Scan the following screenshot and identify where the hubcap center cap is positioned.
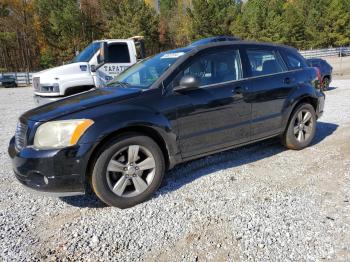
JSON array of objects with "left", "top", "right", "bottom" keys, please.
[{"left": 126, "top": 165, "right": 136, "bottom": 175}]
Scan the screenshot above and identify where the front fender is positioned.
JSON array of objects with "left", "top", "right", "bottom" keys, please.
[{"left": 66, "top": 103, "right": 180, "bottom": 166}]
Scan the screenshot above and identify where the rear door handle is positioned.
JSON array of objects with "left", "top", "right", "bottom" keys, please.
[{"left": 233, "top": 86, "right": 246, "bottom": 95}]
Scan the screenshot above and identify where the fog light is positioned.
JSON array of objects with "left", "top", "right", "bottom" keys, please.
[{"left": 28, "top": 172, "right": 48, "bottom": 187}]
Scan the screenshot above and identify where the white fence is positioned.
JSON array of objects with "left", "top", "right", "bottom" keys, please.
[
  {"left": 300, "top": 47, "right": 350, "bottom": 58},
  {"left": 0, "top": 72, "right": 33, "bottom": 87}
]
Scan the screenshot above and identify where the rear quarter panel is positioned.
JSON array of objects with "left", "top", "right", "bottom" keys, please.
[{"left": 280, "top": 67, "right": 321, "bottom": 130}]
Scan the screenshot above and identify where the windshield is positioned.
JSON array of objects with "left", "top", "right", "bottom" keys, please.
[
  {"left": 107, "top": 50, "right": 188, "bottom": 89},
  {"left": 71, "top": 42, "right": 100, "bottom": 63}
]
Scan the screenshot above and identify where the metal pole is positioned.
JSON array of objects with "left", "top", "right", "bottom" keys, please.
[{"left": 340, "top": 47, "right": 343, "bottom": 76}]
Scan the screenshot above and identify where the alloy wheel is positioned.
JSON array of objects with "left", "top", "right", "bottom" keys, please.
[
  {"left": 106, "top": 145, "right": 156, "bottom": 198},
  {"left": 293, "top": 109, "right": 314, "bottom": 143}
]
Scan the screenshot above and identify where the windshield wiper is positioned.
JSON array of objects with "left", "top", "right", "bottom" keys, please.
[{"left": 107, "top": 81, "right": 131, "bottom": 88}]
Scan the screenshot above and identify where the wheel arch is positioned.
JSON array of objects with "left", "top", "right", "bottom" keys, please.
[
  {"left": 85, "top": 125, "right": 176, "bottom": 184},
  {"left": 282, "top": 95, "right": 319, "bottom": 132}
]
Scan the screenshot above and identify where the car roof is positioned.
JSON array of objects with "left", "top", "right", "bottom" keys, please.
[
  {"left": 1, "top": 75, "right": 14, "bottom": 78},
  {"left": 189, "top": 36, "right": 240, "bottom": 47},
  {"left": 155, "top": 41, "right": 299, "bottom": 67},
  {"left": 187, "top": 40, "right": 298, "bottom": 53},
  {"left": 162, "top": 41, "right": 298, "bottom": 56}
]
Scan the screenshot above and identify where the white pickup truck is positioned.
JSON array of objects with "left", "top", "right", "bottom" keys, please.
[{"left": 32, "top": 37, "right": 145, "bottom": 104}]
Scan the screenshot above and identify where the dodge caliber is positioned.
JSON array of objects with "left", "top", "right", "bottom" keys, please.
[{"left": 9, "top": 41, "right": 325, "bottom": 208}]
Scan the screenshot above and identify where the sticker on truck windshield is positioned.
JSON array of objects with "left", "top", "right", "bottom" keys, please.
[{"left": 161, "top": 52, "right": 185, "bottom": 59}]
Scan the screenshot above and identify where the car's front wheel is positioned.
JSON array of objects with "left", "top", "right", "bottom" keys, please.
[
  {"left": 91, "top": 134, "right": 165, "bottom": 208},
  {"left": 282, "top": 103, "right": 317, "bottom": 150}
]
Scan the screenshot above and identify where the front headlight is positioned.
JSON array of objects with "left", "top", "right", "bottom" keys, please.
[{"left": 34, "top": 119, "right": 94, "bottom": 149}]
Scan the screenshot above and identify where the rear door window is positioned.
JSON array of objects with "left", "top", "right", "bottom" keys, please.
[
  {"left": 108, "top": 43, "right": 131, "bottom": 63},
  {"left": 285, "top": 54, "right": 306, "bottom": 70},
  {"left": 246, "top": 49, "right": 285, "bottom": 77}
]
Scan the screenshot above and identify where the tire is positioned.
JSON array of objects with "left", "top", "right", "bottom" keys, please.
[
  {"left": 282, "top": 103, "right": 317, "bottom": 150},
  {"left": 322, "top": 77, "right": 330, "bottom": 91},
  {"left": 91, "top": 134, "right": 165, "bottom": 208}
]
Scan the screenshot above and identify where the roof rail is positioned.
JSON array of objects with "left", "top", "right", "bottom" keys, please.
[{"left": 189, "top": 36, "right": 240, "bottom": 47}]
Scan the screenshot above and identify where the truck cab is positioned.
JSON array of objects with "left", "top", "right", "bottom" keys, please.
[{"left": 33, "top": 37, "right": 145, "bottom": 104}]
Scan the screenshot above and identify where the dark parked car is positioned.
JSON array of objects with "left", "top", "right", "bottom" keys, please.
[
  {"left": 307, "top": 58, "right": 333, "bottom": 90},
  {"left": 0, "top": 75, "right": 17, "bottom": 88},
  {"left": 9, "top": 41, "right": 325, "bottom": 208}
]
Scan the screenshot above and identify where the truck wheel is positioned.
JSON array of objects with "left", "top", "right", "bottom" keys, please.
[
  {"left": 282, "top": 103, "right": 316, "bottom": 150},
  {"left": 91, "top": 134, "right": 165, "bottom": 208}
]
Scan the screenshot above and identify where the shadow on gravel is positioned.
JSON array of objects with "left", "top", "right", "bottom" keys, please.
[
  {"left": 59, "top": 122, "right": 338, "bottom": 208},
  {"left": 59, "top": 189, "right": 107, "bottom": 208},
  {"left": 312, "top": 122, "right": 338, "bottom": 145},
  {"left": 326, "top": 86, "right": 338, "bottom": 91}
]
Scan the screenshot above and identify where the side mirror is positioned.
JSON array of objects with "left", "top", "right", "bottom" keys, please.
[{"left": 175, "top": 75, "right": 200, "bottom": 91}]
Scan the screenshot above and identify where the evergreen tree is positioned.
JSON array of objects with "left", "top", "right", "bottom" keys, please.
[
  {"left": 233, "top": 0, "right": 285, "bottom": 42},
  {"left": 324, "top": 0, "right": 350, "bottom": 47},
  {"left": 281, "top": 1, "right": 307, "bottom": 49},
  {"left": 35, "top": 0, "right": 97, "bottom": 64},
  {"left": 188, "top": 0, "right": 240, "bottom": 40},
  {"left": 102, "top": 0, "right": 160, "bottom": 54}
]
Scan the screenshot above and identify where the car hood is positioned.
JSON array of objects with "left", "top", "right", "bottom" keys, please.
[
  {"left": 22, "top": 87, "right": 142, "bottom": 122},
  {"left": 33, "top": 62, "right": 90, "bottom": 78}
]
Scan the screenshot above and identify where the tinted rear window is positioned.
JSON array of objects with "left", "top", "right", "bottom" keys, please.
[
  {"left": 246, "top": 49, "right": 285, "bottom": 77},
  {"left": 286, "top": 54, "right": 306, "bottom": 70}
]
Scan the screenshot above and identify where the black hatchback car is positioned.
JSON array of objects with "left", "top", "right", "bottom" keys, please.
[{"left": 9, "top": 41, "right": 325, "bottom": 208}]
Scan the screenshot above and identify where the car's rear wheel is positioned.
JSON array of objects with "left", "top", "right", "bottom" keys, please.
[
  {"left": 322, "top": 77, "right": 330, "bottom": 91},
  {"left": 91, "top": 134, "right": 165, "bottom": 208},
  {"left": 282, "top": 103, "right": 317, "bottom": 150}
]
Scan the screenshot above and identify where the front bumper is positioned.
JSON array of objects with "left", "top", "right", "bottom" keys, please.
[{"left": 8, "top": 137, "right": 94, "bottom": 196}]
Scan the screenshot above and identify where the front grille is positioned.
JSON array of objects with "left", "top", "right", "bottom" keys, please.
[{"left": 15, "top": 121, "right": 28, "bottom": 150}]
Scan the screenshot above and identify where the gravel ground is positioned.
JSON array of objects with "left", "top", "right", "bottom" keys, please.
[{"left": 1, "top": 81, "right": 350, "bottom": 261}]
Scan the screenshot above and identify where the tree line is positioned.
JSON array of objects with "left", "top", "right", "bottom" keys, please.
[{"left": 0, "top": 0, "right": 349, "bottom": 72}]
